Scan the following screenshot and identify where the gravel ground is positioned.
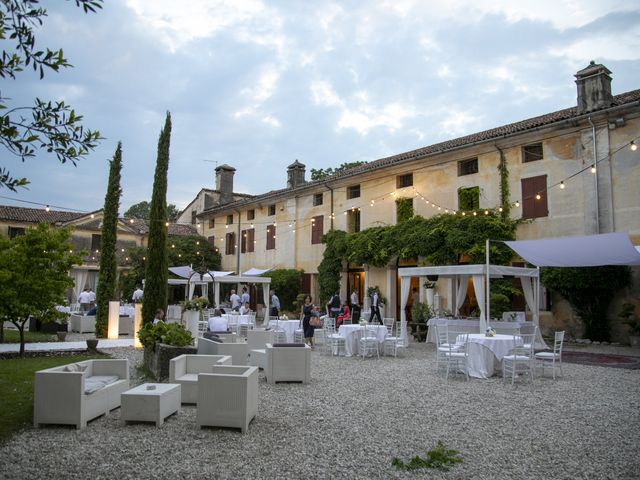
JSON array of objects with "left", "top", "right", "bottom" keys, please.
[{"left": 1, "top": 341, "right": 639, "bottom": 480}]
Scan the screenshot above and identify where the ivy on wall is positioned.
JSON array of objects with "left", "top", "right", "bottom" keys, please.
[
  {"left": 497, "top": 150, "right": 511, "bottom": 219},
  {"left": 317, "top": 229, "right": 347, "bottom": 304},
  {"left": 395, "top": 197, "right": 414, "bottom": 223},
  {"left": 457, "top": 186, "right": 480, "bottom": 211}
]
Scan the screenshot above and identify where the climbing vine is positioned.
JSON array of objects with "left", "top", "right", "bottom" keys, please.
[
  {"left": 498, "top": 150, "right": 511, "bottom": 219},
  {"left": 318, "top": 229, "right": 348, "bottom": 304},
  {"left": 395, "top": 197, "right": 414, "bottom": 223}
]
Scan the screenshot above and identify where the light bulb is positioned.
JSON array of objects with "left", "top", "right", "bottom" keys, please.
[
  {"left": 45, "top": 205, "right": 50, "bottom": 212},
  {"left": 535, "top": 194, "right": 541, "bottom": 200},
  {"left": 590, "top": 165, "right": 596, "bottom": 173},
  {"left": 515, "top": 201, "right": 520, "bottom": 208},
  {"left": 560, "top": 181, "right": 565, "bottom": 189},
  {"left": 631, "top": 141, "right": 637, "bottom": 151},
  {"left": 498, "top": 207, "right": 503, "bottom": 212}
]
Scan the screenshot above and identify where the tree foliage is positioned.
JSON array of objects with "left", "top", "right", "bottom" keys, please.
[
  {"left": 142, "top": 113, "right": 171, "bottom": 325},
  {"left": 310, "top": 161, "right": 367, "bottom": 181},
  {"left": 317, "top": 229, "right": 347, "bottom": 304},
  {"left": 0, "top": 0, "right": 103, "bottom": 191},
  {"left": 541, "top": 266, "right": 632, "bottom": 341},
  {"left": 95, "top": 143, "right": 122, "bottom": 337},
  {"left": 265, "top": 269, "right": 304, "bottom": 312},
  {"left": 0, "top": 223, "right": 84, "bottom": 355},
  {"left": 124, "top": 201, "right": 179, "bottom": 221},
  {"left": 395, "top": 197, "right": 414, "bottom": 223},
  {"left": 119, "top": 234, "right": 221, "bottom": 302}
]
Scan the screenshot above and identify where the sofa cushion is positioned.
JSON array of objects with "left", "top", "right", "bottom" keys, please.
[
  {"left": 84, "top": 375, "right": 119, "bottom": 395},
  {"left": 272, "top": 343, "right": 306, "bottom": 347},
  {"left": 177, "top": 373, "right": 198, "bottom": 383},
  {"left": 203, "top": 332, "right": 220, "bottom": 340},
  {"left": 207, "top": 337, "right": 224, "bottom": 343},
  {"left": 64, "top": 363, "right": 88, "bottom": 372}
]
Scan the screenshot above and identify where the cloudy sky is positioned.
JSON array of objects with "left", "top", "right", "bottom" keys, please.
[{"left": 3, "top": 0, "right": 640, "bottom": 215}]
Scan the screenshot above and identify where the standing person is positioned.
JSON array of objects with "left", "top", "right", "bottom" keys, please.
[
  {"left": 153, "top": 308, "right": 165, "bottom": 325},
  {"left": 270, "top": 290, "right": 280, "bottom": 318},
  {"left": 78, "top": 288, "right": 91, "bottom": 313},
  {"left": 229, "top": 289, "right": 241, "bottom": 311},
  {"left": 241, "top": 286, "right": 250, "bottom": 308},
  {"left": 301, "top": 294, "right": 315, "bottom": 348},
  {"left": 350, "top": 288, "right": 360, "bottom": 322},
  {"left": 88, "top": 288, "right": 96, "bottom": 309},
  {"left": 328, "top": 291, "right": 342, "bottom": 318},
  {"left": 132, "top": 285, "right": 144, "bottom": 303},
  {"left": 370, "top": 289, "right": 382, "bottom": 324}
]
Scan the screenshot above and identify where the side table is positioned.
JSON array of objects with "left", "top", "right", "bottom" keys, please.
[{"left": 121, "top": 383, "right": 181, "bottom": 427}]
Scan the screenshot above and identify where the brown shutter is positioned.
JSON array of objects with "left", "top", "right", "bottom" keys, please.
[
  {"left": 311, "top": 215, "right": 324, "bottom": 244},
  {"left": 522, "top": 175, "right": 548, "bottom": 219},
  {"left": 247, "top": 228, "right": 255, "bottom": 253},
  {"left": 241, "top": 229, "right": 247, "bottom": 253},
  {"left": 266, "top": 225, "right": 276, "bottom": 250}
]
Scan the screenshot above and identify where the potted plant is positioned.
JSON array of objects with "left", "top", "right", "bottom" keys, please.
[
  {"left": 411, "top": 301, "right": 433, "bottom": 342},
  {"left": 619, "top": 303, "right": 640, "bottom": 347},
  {"left": 139, "top": 322, "right": 195, "bottom": 380},
  {"left": 181, "top": 296, "right": 209, "bottom": 339}
]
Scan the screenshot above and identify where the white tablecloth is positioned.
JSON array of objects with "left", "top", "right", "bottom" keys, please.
[
  {"left": 426, "top": 318, "right": 531, "bottom": 343},
  {"left": 268, "top": 320, "right": 300, "bottom": 343},
  {"left": 338, "top": 324, "right": 387, "bottom": 356},
  {"left": 456, "top": 333, "right": 522, "bottom": 378},
  {"left": 55, "top": 305, "right": 71, "bottom": 314},
  {"left": 119, "top": 306, "right": 135, "bottom": 317}
]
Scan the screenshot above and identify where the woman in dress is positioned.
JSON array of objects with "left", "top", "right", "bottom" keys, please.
[{"left": 301, "top": 294, "right": 315, "bottom": 348}]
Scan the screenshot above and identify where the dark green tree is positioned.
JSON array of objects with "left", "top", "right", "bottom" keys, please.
[
  {"left": 124, "top": 201, "right": 180, "bottom": 221},
  {"left": 265, "top": 269, "right": 304, "bottom": 312},
  {"left": 0, "top": 0, "right": 103, "bottom": 191},
  {"left": 142, "top": 113, "right": 171, "bottom": 325},
  {"left": 95, "top": 143, "right": 122, "bottom": 337},
  {"left": 0, "top": 223, "right": 83, "bottom": 355},
  {"left": 317, "top": 229, "right": 348, "bottom": 304},
  {"left": 310, "top": 161, "right": 367, "bottom": 181},
  {"left": 541, "top": 266, "right": 632, "bottom": 341}
]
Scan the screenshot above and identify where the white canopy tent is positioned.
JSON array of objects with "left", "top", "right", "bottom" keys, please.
[
  {"left": 211, "top": 274, "right": 273, "bottom": 320},
  {"left": 399, "top": 264, "right": 541, "bottom": 335},
  {"left": 168, "top": 266, "right": 234, "bottom": 300}
]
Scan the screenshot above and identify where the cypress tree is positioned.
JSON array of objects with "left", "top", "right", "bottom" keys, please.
[
  {"left": 142, "top": 112, "right": 171, "bottom": 325},
  {"left": 96, "top": 142, "right": 123, "bottom": 337}
]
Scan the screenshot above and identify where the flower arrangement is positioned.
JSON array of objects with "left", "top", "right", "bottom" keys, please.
[
  {"left": 281, "top": 314, "right": 289, "bottom": 320},
  {"left": 485, "top": 326, "right": 497, "bottom": 337},
  {"left": 182, "top": 296, "right": 209, "bottom": 311},
  {"left": 423, "top": 281, "right": 437, "bottom": 289}
]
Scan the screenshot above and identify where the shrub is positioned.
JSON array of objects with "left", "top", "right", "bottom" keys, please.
[
  {"left": 138, "top": 322, "right": 193, "bottom": 351},
  {"left": 265, "top": 269, "right": 304, "bottom": 311},
  {"left": 392, "top": 440, "right": 463, "bottom": 471}
]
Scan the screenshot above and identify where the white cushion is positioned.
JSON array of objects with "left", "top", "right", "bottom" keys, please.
[
  {"left": 64, "top": 363, "right": 88, "bottom": 372},
  {"left": 178, "top": 373, "right": 198, "bottom": 382},
  {"left": 535, "top": 352, "right": 559, "bottom": 359},
  {"left": 84, "top": 375, "right": 119, "bottom": 395}
]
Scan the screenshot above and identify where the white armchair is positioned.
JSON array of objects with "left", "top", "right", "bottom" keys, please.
[
  {"left": 196, "top": 365, "right": 259, "bottom": 433},
  {"left": 265, "top": 343, "right": 311, "bottom": 384},
  {"left": 34, "top": 359, "right": 129, "bottom": 429},
  {"left": 169, "top": 354, "right": 232, "bottom": 404},
  {"left": 247, "top": 329, "right": 275, "bottom": 351},
  {"left": 197, "top": 336, "right": 249, "bottom": 366}
]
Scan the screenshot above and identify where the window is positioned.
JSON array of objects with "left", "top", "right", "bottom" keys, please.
[
  {"left": 226, "top": 214, "right": 233, "bottom": 225},
  {"left": 347, "top": 209, "right": 360, "bottom": 233},
  {"left": 521, "top": 175, "right": 548, "bottom": 219},
  {"left": 397, "top": 173, "right": 413, "bottom": 188},
  {"left": 395, "top": 197, "right": 414, "bottom": 223},
  {"left": 207, "top": 235, "right": 215, "bottom": 246},
  {"left": 91, "top": 234, "right": 101, "bottom": 252},
  {"left": 208, "top": 218, "right": 215, "bottom": 228},
  {"left": 311, "top": 215, "right": 324, "bottom": 244},
  {"left": 266, "top": 225, "right": 276, "bottom": 250},
  {"left": 458, "top": 158, "right": 478, "bottom": 176},
  {"left": 347, "top": 185, "right": 360, "bottom": 199},
  {"left": 191, "top": 210, "right": 197, "bottom": 225},
  {"left": 225, "top": 232, "right": 236, "bottom": 255},
  {"left": 247, "top": 209, "right": 255, "bottom": 221},
  {"left": 523, "top": 143, "right": 543, "bottom": 163},
  {"left": 313, "top": 193, "right": 323, "bottom": 206},
  {"left": 241, "top": 228, "right": 255, "bottom": 253},
  {"left": 268, "top": 204, "right": 276, "bottom": 216},
  {"left": 458, "top": 187, "right": 480, "bottom": 211},
  {"left": 8, "top": 227, "right": 25, "bottom": 239}
]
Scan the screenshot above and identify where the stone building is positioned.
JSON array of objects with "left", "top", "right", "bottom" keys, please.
[{"left": 186, "top": 63, "right": 640, "bottom": 339}]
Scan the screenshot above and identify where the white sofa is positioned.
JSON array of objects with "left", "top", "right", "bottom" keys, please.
[
  {"left": 196, "top": 365, "right": 259, "bottom": 433},
  {"left": 34, "top": 359, "right": 129, "bottom": 429},
  {"left": 169, "top": 354, "right": 232, "bottom": 404},
  {"left": 70, "top": 314, "right": 95, "bottom": 333},
  {"left": 247, "top": 329, "right": 275, "bottom": 351},
  {"left": 265, "top": 343, "right": 311, "bottom": 384},
  {"left": 197, "top": 337, "right": 249, "bottom": 366}
]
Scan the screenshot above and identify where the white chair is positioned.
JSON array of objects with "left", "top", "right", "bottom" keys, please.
[
  {"left": 383, "top": 320, "right": 407, "bottom": 357},
  {"left": 196, "top": 365, "right": 259, "bottom": 433},
  {"left": 444, "top": 333, "right": 469, "bottom": 381},
  {"left": 382, "top": 317, "right": 395, "bottom": 336},
  {"left": 197, "top": 337, "right": 249, "bottom": 366},
  {"left": 357, "top": 324, "right": 380, "bottom": 360},
  {"left": 502, "top": 333, "right": 535, "bottom": 385},
  {"left": 323, "top": 317, "right": 346, "bottom": 356},
  {"left": 535, "top": 331, "right": 565, "bottom": 379},
  {"left": 293, "top": 314, "right": 304, "bottom": 343},
  {"left": 169, "top": 354, "right": 233, "bottom": 404},
  {"left": 265, "top": 343, "right": 311, "bottom": 384},
  {"left": 435, "top": 324, "right": 458, "bottom": 372}
]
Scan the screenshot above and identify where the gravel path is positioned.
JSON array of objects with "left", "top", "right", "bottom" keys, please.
[{"left": 1, "top": 341, "right": 639, "bottom": 479}]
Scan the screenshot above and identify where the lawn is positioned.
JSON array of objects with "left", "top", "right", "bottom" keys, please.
[
  {"left": 1, "top": 330, "right": 56, "bottom": 343},
  {"left": 0, "top": 354, "right": 106, "bottom": 443}
]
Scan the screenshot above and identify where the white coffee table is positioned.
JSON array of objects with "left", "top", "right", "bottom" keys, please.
[{"left": 121, "top": 383, "right": 181, "bottom": 427}]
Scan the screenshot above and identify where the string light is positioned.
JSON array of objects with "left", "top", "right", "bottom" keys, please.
[
  {"left": 515, "top": 201, "right": 520, "bottom": 208},
  {"left": 45, "top": 205, "right": 50, "bottom": 212},
  {"left": 590, "top": 165, "right": 596, "bottom": 173},
  {"left": 535, "top": 194, "right": 541, "bottom": 200},
  {"left": 560, "top": 181, "right": 565, "bottom": 189},
  {"left": 631, "top": 141, "right": 637, "bottom": 151}
]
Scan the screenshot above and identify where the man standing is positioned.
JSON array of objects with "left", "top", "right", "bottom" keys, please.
[
  {"left": 88, "top": 288, "right": 96, "bottom": 309},
  {"left": 132, "top": 285, "right": 144, "bottom": 303},
  {"left": 370, "top": 289, "right": 382, "bottom": 324},
  {"left": 350, "top": 289, "right": 360, "bottom": 322},
  {"left": 78, "top": 288, "right": 92, "bottom": 313},
  {"left": 270, "top": 290, "right": 280, "bottom": 318},
  {"left": 241, "top": 286, "right": 250, "bottom": 308},
  {"left": 230, "top": 289, "right": 241, "bottom": 311}
]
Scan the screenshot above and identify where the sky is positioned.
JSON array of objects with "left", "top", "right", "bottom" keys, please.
[{"left": 2, "top": 0, "right": 640, "bottom": 215}]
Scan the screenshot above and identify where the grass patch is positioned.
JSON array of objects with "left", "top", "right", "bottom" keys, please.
[
  {"left": 1, "top": 330, "right": 57, "bottom": 344},
  {"left": 392, "top": 441, "right": 463, "bottom": 472},
  {"left": 0, "top": 353, "right": 106, "bottom": 443}
]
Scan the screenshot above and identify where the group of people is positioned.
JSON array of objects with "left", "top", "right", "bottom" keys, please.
[{"left": 78, "top": 287, "right": 96, "bottom": 313}]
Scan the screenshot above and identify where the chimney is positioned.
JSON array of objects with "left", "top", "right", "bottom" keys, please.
[
  {"left": 215, "top": 164, "right": 236, "bottom": 204},
  {"left": 287, "top": 160, "right": 306, "bottom": 188},
  {"left": 575, "top": 61, "right": 613, "bottom": 114}
]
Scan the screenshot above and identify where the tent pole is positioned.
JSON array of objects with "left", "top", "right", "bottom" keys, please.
[{"left": 486, "top": 238, "right": 490, "bottom": 329}]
